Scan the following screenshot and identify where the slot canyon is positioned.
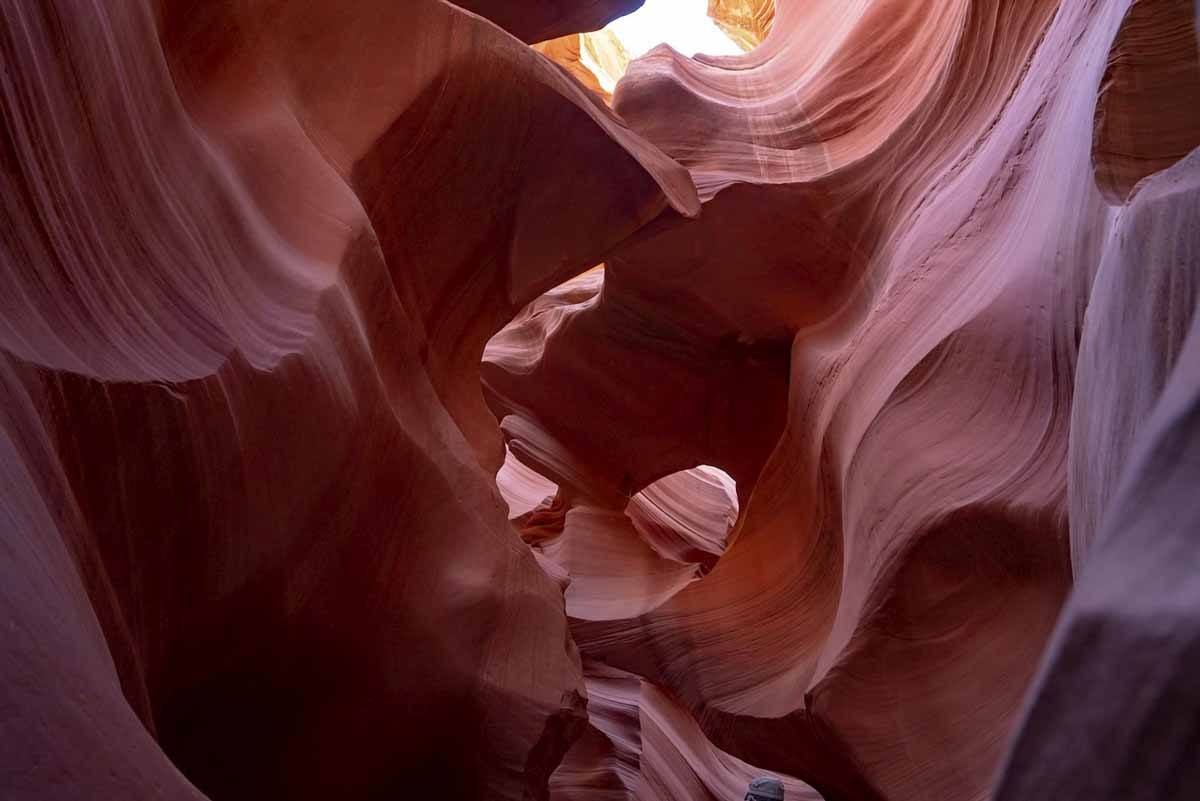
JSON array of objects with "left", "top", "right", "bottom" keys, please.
[{"left": 3, "top": 0, "right": 1200, "bottom": 799}]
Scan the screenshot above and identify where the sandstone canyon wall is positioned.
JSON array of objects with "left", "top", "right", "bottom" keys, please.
[{"left": 2, "top": 1, "right": 1200, "bottom": 801}]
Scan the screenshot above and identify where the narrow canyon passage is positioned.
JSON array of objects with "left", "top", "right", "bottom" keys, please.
[{"left": 2, "top": 1, "right": 1200, "bottom": 801}]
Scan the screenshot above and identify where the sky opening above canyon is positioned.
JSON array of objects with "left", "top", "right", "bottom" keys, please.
[{"left": 605, "top": 0, "right": 743, "bottom": 59}]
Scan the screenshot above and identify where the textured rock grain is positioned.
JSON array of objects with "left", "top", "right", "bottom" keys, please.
[{"left": 4, "top": 0, "right": 1200, "bottom": 800}]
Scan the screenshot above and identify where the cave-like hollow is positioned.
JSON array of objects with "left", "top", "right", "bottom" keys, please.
[{"left": 4, "top": 0, "right": 1200, "bottom": 800}]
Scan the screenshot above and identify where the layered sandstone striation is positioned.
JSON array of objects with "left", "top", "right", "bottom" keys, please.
[
  {"left": 1, "top": 0, "right": 689, "bottom": 799},
  {"left": 3, "top": 0, "right": 1200, "bottom": 800},
  {"left": 487, "top": 0, "right": 1200, "bottom": 799}
]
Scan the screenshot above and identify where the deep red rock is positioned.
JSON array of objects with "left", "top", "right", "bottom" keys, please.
[{"left": 4, "top": 0, "right": 1200, "bottom": 800}]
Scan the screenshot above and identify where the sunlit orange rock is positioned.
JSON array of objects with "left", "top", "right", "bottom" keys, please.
[
  {"left": 708, "top": 0, "right": 775, "bottom": 50},
  {"left": 535, "top": 31, "right": 631, "bottom": 103}
]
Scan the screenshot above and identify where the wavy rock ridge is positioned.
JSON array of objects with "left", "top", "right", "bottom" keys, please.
[{"left": 3, "top": 1, "right": 1200, "bottom": 801}]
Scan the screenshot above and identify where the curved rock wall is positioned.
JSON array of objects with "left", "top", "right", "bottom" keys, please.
[{"left": 3, "top": 0, "right": 1200, "bottom": 800}]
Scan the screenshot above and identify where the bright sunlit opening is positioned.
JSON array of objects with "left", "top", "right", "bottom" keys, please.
[{"left": 604, "top": 0, "right": 743, "bottom": 60}]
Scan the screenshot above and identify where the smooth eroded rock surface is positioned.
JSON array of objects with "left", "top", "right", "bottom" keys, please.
[{"left": 4, "top": 0, "right": 1200, "bottom": 800}]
